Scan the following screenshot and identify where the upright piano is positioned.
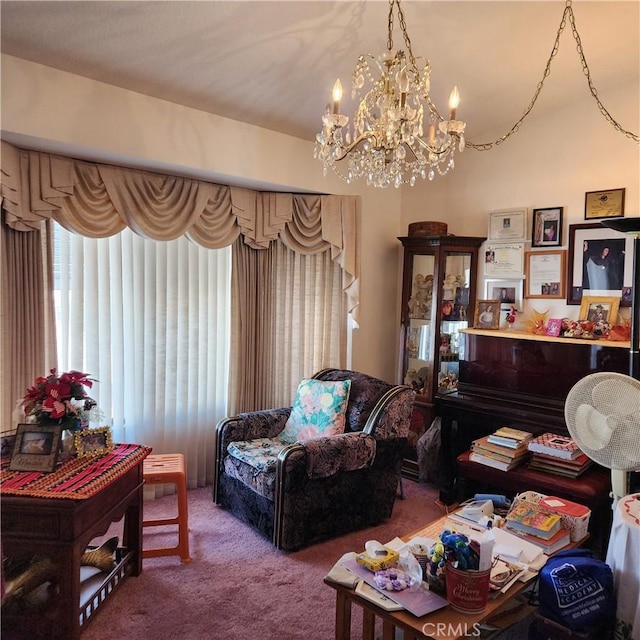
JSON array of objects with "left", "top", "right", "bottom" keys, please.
[{"left": 435, "top": 328, "right": 631, "bottom": 504}]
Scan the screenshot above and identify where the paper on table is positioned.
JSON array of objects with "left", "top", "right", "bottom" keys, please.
[{"left": 445, "top": 517, "right": 547, "bottom": 571}]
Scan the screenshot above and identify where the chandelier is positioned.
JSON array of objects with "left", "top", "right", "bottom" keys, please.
[
  {"left": 314, "top": 0, "right": 464, "bottom": 189},
  {"left": 314, "top": 0, "right": 639, "bottom": 189}
]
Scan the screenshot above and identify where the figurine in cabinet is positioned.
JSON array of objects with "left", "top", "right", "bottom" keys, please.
[{"left": 408, "top": 274, "right": 433, "bottom": 319}]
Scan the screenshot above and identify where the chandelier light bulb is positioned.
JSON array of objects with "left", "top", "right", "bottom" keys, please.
[
  {"left": 448, "top": 86, "right": 460, "bottom": 120},
  {"left": 332, "top": 79, "right": 343, "bottom": 114}
]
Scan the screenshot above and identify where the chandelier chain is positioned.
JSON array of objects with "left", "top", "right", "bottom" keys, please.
[{"left": 467, "top": 0, "right": 638, "bottom": 150}]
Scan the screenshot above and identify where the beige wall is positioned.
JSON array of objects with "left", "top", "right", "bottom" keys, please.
[{"left": 2, "top": 54, "right": 639, "bottom": 386}]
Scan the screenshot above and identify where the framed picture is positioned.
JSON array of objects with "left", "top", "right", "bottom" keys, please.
[
  {"left": 473, "top": 299, "right": 501, "bottom": 330},
  {"left": 584, "top": 188, "right": 625, "bottom": 220},
  {"left": 1, "top": 429, "right": 17, "bottom": 458},
  {"left": 483, "top": 243, "right": 525, "bottom": 278},
  {"left": 484, "top": 278, "right": 524, "bottom": 311},
  {"left": 488, "top": 208, "right": 528, "bottom": 242},
  {"left": 546, "top": 318, "right": 563, "bottom": 337},
  {"left": 525, "top": 250, "right": 566, "bottom": 299},
  {"left": 74, "top": 426, "right": 114, "bottom": 458},
  {"left": 567, "top": 222, "right": 634, "bottom": 305},
  {"left": 579, "top": 296, "right": 620, "bottom": 324},
  {"left": 532, "top": 207, "right": 563, "bottom": 247},
  {"left": 8, "top": 423, "right": 62, "bottom": 473}
]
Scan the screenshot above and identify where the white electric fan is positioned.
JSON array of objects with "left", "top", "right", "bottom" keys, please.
[{"left": 564, "top": 372, "right": 640, "bottom": 505}]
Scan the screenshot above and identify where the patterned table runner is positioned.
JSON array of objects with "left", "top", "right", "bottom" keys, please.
[{"left": 0, "top": 443, "right": 152, "bottom": 500}]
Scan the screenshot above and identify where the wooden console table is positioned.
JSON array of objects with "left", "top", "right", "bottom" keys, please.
[{"left": 1, "top": 443, "right": 151, "bottom": 640}]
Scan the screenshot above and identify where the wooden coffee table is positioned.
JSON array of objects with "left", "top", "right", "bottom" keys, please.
[{"left": 324, "top": 513, "right": 584, "bottom": 640}]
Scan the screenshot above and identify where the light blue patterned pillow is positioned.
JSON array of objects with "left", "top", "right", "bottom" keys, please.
[{"left": 278, "top": 378, "right": 351, "bottom": 444}]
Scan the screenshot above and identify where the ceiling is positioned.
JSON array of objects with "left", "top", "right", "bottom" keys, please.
[{"left": 1, "top": 0, "right": 639, "bottom": 149}]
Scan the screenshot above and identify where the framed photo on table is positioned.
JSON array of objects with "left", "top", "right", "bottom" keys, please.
[
  {"left": 473, "top": 299, "right": 501, "bottom": 330},
  {"left": 74, "top": 426, "right": 114, "bottom": 458},
  {"left": 584, "top": 188, "right": 625, "bottom": 220},
  {"left": 488, "top": 208, "right": 528, "bottom": 242},
  {"left": 532, "top": 207, "right": 563, "bottom": 247},
  {"left": 525, "top": 250, "right": 566, "bottom": 299},
  {"left": 9, "top": 423, "right": 62, "bottom": 473},
  {"left": 579, "top": 296, "right": 620, "bottom": 324},
  {"left": 567, "top": 222, "right": 634, "bottom": 305}
]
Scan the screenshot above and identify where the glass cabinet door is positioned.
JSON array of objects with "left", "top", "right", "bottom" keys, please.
[
  {"left": 438, "top": 251, "right": 473, "bottom": 395},
  {"left": 398, "top": 235, "right": 485, "bottom": 480}
]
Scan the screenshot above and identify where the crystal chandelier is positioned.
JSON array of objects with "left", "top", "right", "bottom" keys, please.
[
  {"left": 314, "top": 0, "right": 464, "bottom": 189},
  {"left": 314, "top": 0, "right": 639, "bottom": 189}
]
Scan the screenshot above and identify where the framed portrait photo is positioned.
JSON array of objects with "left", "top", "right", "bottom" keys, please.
[
  {"left": 567, "top": 222, "right": 634, "bottom": 305},
  {"left": 74, "top": 426, "right": 114, "bottom": 458},
  {"left": 9, "top": 423, "right": 62, "bottom": 473},
  {"left": 484, "top": 278, "right": 524, "bottom": 311},
  {"left": 584, "top": 188, "right": 625, "bottom": 220},
  {"left": 579, "top": 296, "right": 620, "bottom": 325},
  {"left": 532, "top": 207, "right": 563, "bottom": 247},
  {"left": 473, "top": 299, "right": 501, "bottom": 330}
]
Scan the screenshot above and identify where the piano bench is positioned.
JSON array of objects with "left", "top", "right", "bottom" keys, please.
[{"left": 455, "top": 451, "right": 612, "bottom": 556}]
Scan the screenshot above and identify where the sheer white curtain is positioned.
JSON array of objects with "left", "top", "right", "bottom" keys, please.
[
  {"left": 269, "top": 241, "right": 346, "bottom": 407},
  {"left": 53, "top": 223, "right": 231, "bottom": 488}
]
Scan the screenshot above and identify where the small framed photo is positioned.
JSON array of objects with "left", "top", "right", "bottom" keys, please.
[
  {"left": 584, "top": 188, "right": 625, "bottom": 220},
  {"left": 488, "top": 208, "right": 528, "bottom": 242},
  {"left": 473, "top": 299, "right": 501, "bottom": 330},
  {"left": 484, "top": 279, "right": 524, "bottom": 311},
  {"left": 525, "top": 250, "right": 566, "bottom": 299},
  {"left": 579, "top": 296, "right": 620, "bottom": 324},
  {"left": 1, "top": 430, "right": 17, "bottom": 459},
  {"left": 532, "top": 207, "right": 563, "bottom": 247},
  {"left": 9, "top": 424, "right": 62, "bottom": 473},
  {"left": 74, "top": 426, "right": 114, "bottom": 458},
  {"left": 546, "top": 318, "right": 563, "bottom": 337}
]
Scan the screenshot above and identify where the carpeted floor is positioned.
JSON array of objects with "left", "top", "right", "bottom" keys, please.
[{"left": 80, "top": 480, "right": 534, "bottom": 640}]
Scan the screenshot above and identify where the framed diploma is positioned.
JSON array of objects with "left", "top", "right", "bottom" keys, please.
[
  {"left": 483, "top": 243, "right": 525, "bottom": 278},
  {"left": 488, "top": 208, "right": 528, "bottom": 242},
  {"left": 525, "top": 250, "right": 566, "bottom": 299},
  {"left": 584, "top": 188, "right": 625, "bottom": 220}
]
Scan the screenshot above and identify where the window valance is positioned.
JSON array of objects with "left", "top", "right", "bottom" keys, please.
[{"left": 0, "top": 141, "right": 360, "bottom": 318}]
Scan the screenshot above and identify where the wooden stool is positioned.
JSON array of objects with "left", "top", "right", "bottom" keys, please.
[{"left": 142, "top": 453, "right": 191, "bottom": 563}]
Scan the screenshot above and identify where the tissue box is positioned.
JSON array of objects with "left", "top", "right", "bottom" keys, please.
[
  {"left": 538, "top": 496, "right": 591, "bottom": 541},
  {"left": 355, "top": 547, "right": 399, "bottom": 572}
]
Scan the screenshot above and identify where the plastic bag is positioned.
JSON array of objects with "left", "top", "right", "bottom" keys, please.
[{"left": 397, "top": 549, "right": 423, "bottom": 592}]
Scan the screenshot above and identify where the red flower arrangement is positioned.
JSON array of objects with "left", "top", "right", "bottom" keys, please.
[{"left": 22, "top": 369, "right": 100, "bottom": 431}]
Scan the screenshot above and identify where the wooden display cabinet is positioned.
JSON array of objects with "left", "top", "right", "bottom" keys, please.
[{"left": 397, "top": 234, "right": 485, "bottom": 479}]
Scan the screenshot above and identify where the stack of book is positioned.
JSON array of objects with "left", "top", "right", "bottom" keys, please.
[
  {"left": 527, "top": 433, "right": 592, "bottom": 478},
  {"left": 504, "top": 500, "right": 571, "bottom": 554},
  {"left": 469, "top": 427, "right": 533, "bottom": 471}
]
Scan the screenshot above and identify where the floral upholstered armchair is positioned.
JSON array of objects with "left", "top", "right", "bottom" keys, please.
[{"left": 213, "top": 369, "right": 415, "bottom": 550}]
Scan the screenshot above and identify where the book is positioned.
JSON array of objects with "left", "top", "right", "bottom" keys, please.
[
  {"left": 505, "top": 502, "right": 562, "bottom": 539},
  {"left": 527, "top": 433, "right": 582, "bottom": 460},
  {"left": 471, "top": 445, "right": 528, "bottom": 464},
  {"left": 471, "top": 436, "right": 530, "bottom": 459},
  {"left": 503, "top": 525, "right": 571, "bottom": 554},
  {"left": 527, "top": 452, "right": 593, "bottom": 478},
  {"left": 469, "top": 451, "right": 527, "bottom": 471},
  {"left": 487, "top": 427, "right": 533, "bottom": 449}
]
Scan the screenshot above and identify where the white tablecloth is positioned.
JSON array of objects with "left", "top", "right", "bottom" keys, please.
[{"left": 606, "top": 493, "right": 640, "bottom": 640}]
